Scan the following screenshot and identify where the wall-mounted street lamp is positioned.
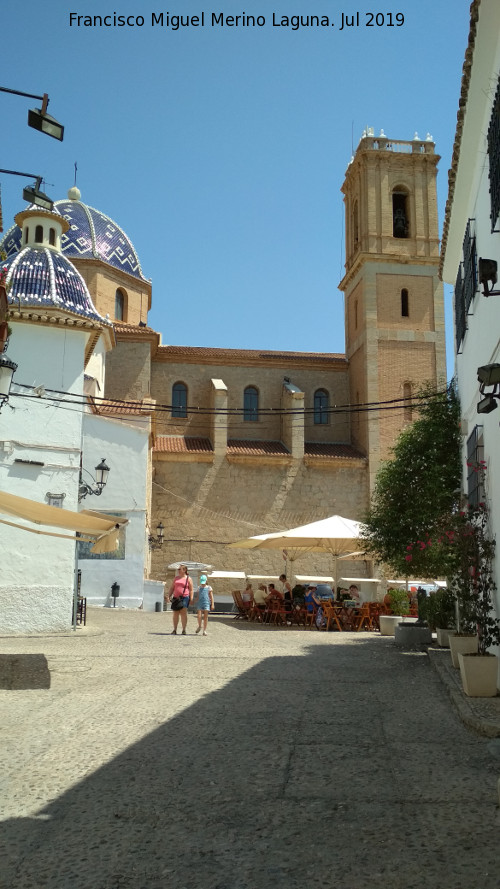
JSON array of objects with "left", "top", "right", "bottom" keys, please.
[
  {"left": 78, "top": 458, "right": 110, "bottom": 501},
  {"left": 477, "top": 364, "right": 500, "bottom": 414},
  {"left": 0, "top": 86, "right": 64, "bottom": 141},
  {"left": 0, "top": 169, "right": 54, "bottom": 211},
  {"left": 149, "top": 521, "right": 165, "bottom": 550},
  {"left": 478, "top": 258, "right": 500, "bottom": 297},
  {"left": 0, "top": 354, "right": 18, "bottom": 410}
]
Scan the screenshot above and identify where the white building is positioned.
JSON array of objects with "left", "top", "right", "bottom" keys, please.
[{"left": 441, "top": 0, "right": 500, "bottom": 652}]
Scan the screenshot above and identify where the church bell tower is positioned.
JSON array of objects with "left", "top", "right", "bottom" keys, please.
[{"left": 339, "top": 130, "right": 447, "bottom": 490}]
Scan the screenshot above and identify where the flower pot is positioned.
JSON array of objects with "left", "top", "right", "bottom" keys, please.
[
  {"left": 458, "top": 653, "right": 499, "bottom": 697},
  {"left": 449, "top": 633, "right": 478, "bottom": 668},
  {"left": 379, "top": 614, "right": 402, "bottom": 636},
  {"left": 436, "top": 627, "right": 456, "bottom": 648}
]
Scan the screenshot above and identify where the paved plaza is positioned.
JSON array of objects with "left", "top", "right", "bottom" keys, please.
[{"left": 1, "top": 608, "right": 500, "bottom": 889}]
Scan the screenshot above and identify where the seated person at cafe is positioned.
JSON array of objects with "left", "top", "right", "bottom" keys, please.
[
  {"left": 267, "top": 582, "right": 284, "bottom": 602},
  {"left": 242, "top": 581, "right": 253, "bottom": 603},
  {"left": 253, "top": 584, "right": 268, "bottom": 607},
  {"left": 337, "top": 587, "right": 349, "bottom": 602},
  {"left": 348, "top": 584, "right": 361, "bottom": 604},
  {"left": 304, "top": 585, "right": 319, "bottom": 613},
  {"left": 315, "top": 583, "right": 335, "bottom": 601}
]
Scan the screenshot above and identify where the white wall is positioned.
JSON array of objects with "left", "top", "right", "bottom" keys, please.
[
  {"left": 0, "top": 323, "right": 88, "bottom": 633},
  {"left": 78, "top": 411, "right": 150, "bottom": 607}
]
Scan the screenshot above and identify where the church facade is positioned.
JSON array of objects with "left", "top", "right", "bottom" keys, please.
[{"left": 1, "top": 132, "right": 446, "bottom": 596}]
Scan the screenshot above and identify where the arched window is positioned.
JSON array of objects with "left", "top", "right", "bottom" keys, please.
[
  {"left": 243, "top": 386, "right": 259, "bottom": 422},
  {"left": 392, "top": 190, "right": 409, "bottom": 238},
  {"left": 401, "top": 288, "right": 409, "bottom": 317},
  {"left": 403, "top": 382, "right": 412, "bottom": 421},
  {"left": 35, "top": 225, "right": 43, "bottom": 243},
  {"left": 49, "top": 228, "right": 56, "bottom": 246},
  {"left": 314, "top": 389, "right": 329, "bottom": 425},
  {"left": 24, "top": 227, "right": 29, "bottom": 244},
  {"left": 115, "top": 289, "right": 125, "bottom": 321},
  {"left": 172, "top": 382, "right": 188, "bottom": 418}
]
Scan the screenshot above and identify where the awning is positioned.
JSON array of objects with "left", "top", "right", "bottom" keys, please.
[
  {"left": 0, "top": 490, "right": 128, "bottom": 554},
  {"left": 339, "top": 577, "right": 382, "bottom": 583}
]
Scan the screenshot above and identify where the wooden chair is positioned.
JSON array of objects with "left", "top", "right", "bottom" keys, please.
[
  {"left": 232, "top": 590, "right": 251, "bottom": 619},
  {"left": 304, "top": 604, "right": 318, "bottom": 628},
  {"left": 321, "top": 600, "right": 343, "bottom": 631},
  {"left": 266, "top": 597, "right": 288, "bottom": 626},
  {"left": 368, "top": 602, "right": 383, "bottom": 630},
  {"left": 355, "top": 603, "right": 372, "bottom": 631}
]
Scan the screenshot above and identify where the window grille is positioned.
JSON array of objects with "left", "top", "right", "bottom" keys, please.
[
  {"left": 466, "top": 426, "right": 484, "bottom": 507},
  {"left": 462, "top": 219, "right": 477, "bottom": 313},
  {"left": 487, "top": 75, "right": 500, "bottom": 231},
  {"left": 454, "top": 264, "right": 466, "bottom": 351}
]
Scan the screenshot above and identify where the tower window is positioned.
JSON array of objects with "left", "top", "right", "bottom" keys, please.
[
  {"left": 353, "top": 200, "right": 359, "bottom": 248},
  {"left": 115, "top": 288, "right": 125, "bottom": 321},
  {"left": 35, "top": 225, "right": 43, "bottom": 243},
  {"left": 172, "top": 382, "right": 188, "bottom": 418},
  {"left": 49, "top": 228, "right": 56, "bottom": 246},
  {"left": 24, "top": 227, "right": 29, "bottom": 244},
  {"left": 314, "top": 389, "right": 329, "bottom": 425},
  {"left": 401, "top": 288, "right": 409, "bottom": 317},
  {"left": 392, "top": 192, "right": 409, "bottom": 238},
  {"left": 244, "top": 386, "right": 259, "bottom": 422}
]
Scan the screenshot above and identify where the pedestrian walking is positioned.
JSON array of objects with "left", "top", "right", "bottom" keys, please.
[
  {"left": 195, "top": 573, "right": 214, "bottom": 636},
  {"left": 167, "top": 564, "right": 194, "bottom": 635}
]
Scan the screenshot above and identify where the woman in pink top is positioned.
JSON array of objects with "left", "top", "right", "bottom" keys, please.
[{"left": 167, "top": 564, "right": 194, "bottom": 635}]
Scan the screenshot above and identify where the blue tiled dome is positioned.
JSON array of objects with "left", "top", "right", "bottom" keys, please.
[
  {"left": 2, "top": 246, "right": 107, "bottom": 324},
  {"left": 1, "top": 189, "right": 147, "bottom": 282}
]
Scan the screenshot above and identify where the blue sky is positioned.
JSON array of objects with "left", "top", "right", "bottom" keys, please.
[{"left": 1, "top": 2, "right": 470, "bottom": 376}]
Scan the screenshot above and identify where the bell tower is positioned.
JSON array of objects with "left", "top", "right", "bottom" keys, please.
[{"left": 339, "top": 130, "right": 447, "bottom": 490}]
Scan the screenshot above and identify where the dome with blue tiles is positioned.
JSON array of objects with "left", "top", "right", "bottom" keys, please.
[
  {"left": 3, "top": 246, "right": 108, "bottom": 324},
  {"left": 1, "top": 187, "right": 147, "bottom": 282}
]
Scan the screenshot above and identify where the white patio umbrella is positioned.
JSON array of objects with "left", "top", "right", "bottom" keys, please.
[{"left": 229, "top": 514, "right": 366, "bottom": 588}]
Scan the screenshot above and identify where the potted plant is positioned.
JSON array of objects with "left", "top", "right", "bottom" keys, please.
[
  {"left": 428, "top": 588, "right": 457, "bottom": 647},
  {"left": 379, "top": 587, "right": 410, "bottom": 636}
]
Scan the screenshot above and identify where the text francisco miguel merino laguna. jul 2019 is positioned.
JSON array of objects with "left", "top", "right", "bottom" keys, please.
[{"left": 68, "top": 11, "right": 406, "bottom": 31}]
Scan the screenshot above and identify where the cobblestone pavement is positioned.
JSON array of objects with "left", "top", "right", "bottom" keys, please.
[{"left": 1, "top": 608, "right": 500, "bottom": 889}]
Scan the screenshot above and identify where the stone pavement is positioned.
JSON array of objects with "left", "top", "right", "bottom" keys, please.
[{"left": 1, "top": 608, "right": 500, "bottom": 889}]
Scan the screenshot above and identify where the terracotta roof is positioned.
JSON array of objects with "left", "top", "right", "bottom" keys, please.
[
  {"left": 304, "top": 442, "right": 366, "bottom": 460},
  {"left": 114, "top": 322, "right": 156, "bottom": 334},
  {"left": 154, "top": 436, "right": 213, "bottom": 453},
  {"left": 227, "top": 439, "right": 290, "bottom": 456},
  {"left": 91, "top": 399, "right": 153, "bottom": 417},
  {"left": 157, "top": 345, "right": 347, "bottom": 368},
  {"left": 440, "top": 0, "right": 481, "bottom": 277}
]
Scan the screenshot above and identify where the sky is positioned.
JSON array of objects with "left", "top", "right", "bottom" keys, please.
[{"left": 1, "top": 1, "right": 472, "bottom": 376}]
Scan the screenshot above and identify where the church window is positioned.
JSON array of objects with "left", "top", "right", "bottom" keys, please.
[
  {"left": 403, "top": 382, "right": 412, "bottom": 421},
  {"left": 35, "top": 225, "right": 43, "bottom": 243},
  {"left": 487, "top": 75, "right": 500, "bottom": 231},
  {"left": 392, "top": 191, "right": 409, "bottom": 238},
  {"left": 172, "top": 382, "right": 188, "bottom": 418},
  {"left": 401, "top": 288, "right": 409, "bottom": 317},
  {"left": 24, "top": 227, "right": 29, "bottom": 244},
  {"left": 314, "top": 389, "right": 329, "bottom": 425},
  {"left": 49, "top": 228, "right": 56, "bottom": 246},
  {"left": 243, "top": 386, "right": 259, "bottom": 422},
  {"left": 115, "top": 288, "right": 125, "bottom": 321}
]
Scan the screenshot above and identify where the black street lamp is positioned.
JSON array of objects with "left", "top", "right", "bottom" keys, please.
[
  {"left": 149, "top": 521, "right": 165, "bottom": 550},
  {"left": 0, "top": 169, "right": 54, "bottom": 211},
  {"left": 79, "top": 458, "right": 110, "bottom": 501}
]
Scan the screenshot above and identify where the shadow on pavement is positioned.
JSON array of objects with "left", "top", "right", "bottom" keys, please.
[{"left": 0, "top": 654, "right": 51, "bottom": 690}]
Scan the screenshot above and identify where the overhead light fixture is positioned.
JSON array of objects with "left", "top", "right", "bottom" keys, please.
[
  {"left": 149, "top": 521, "right": 165, "bottom": 550},
  {"left": 477, "top": 363, "right": 500, "bottom": 386},
  {"left": 22, "top": 177, "right": 54, "bottom": 211},
  {"left": 79, "top": 458, "right": 110, "bottom": 501},
  {"left": 478, "top": 258, "right": 500, "bottom": 297},
  {"left": 28, "top": 105, "right": 64, "bottom": 142},
  {"left": 0, "top": 354, "right": 18, "bottom": 409},
  {"left": 477, "top": 394, "right": 497, "bottom": 414}
]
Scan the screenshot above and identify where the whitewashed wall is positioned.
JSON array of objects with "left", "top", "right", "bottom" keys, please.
[
  {"left": 0, "top": 323, "right": 88, "bottom": 633},
  {"left": 78, "top": 411, "right": 150, "bottom": 607}
]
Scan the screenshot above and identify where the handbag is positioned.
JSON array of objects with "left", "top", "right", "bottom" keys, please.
[{"left": 171, "top": 576, "right": 189, "bottom": 610}]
